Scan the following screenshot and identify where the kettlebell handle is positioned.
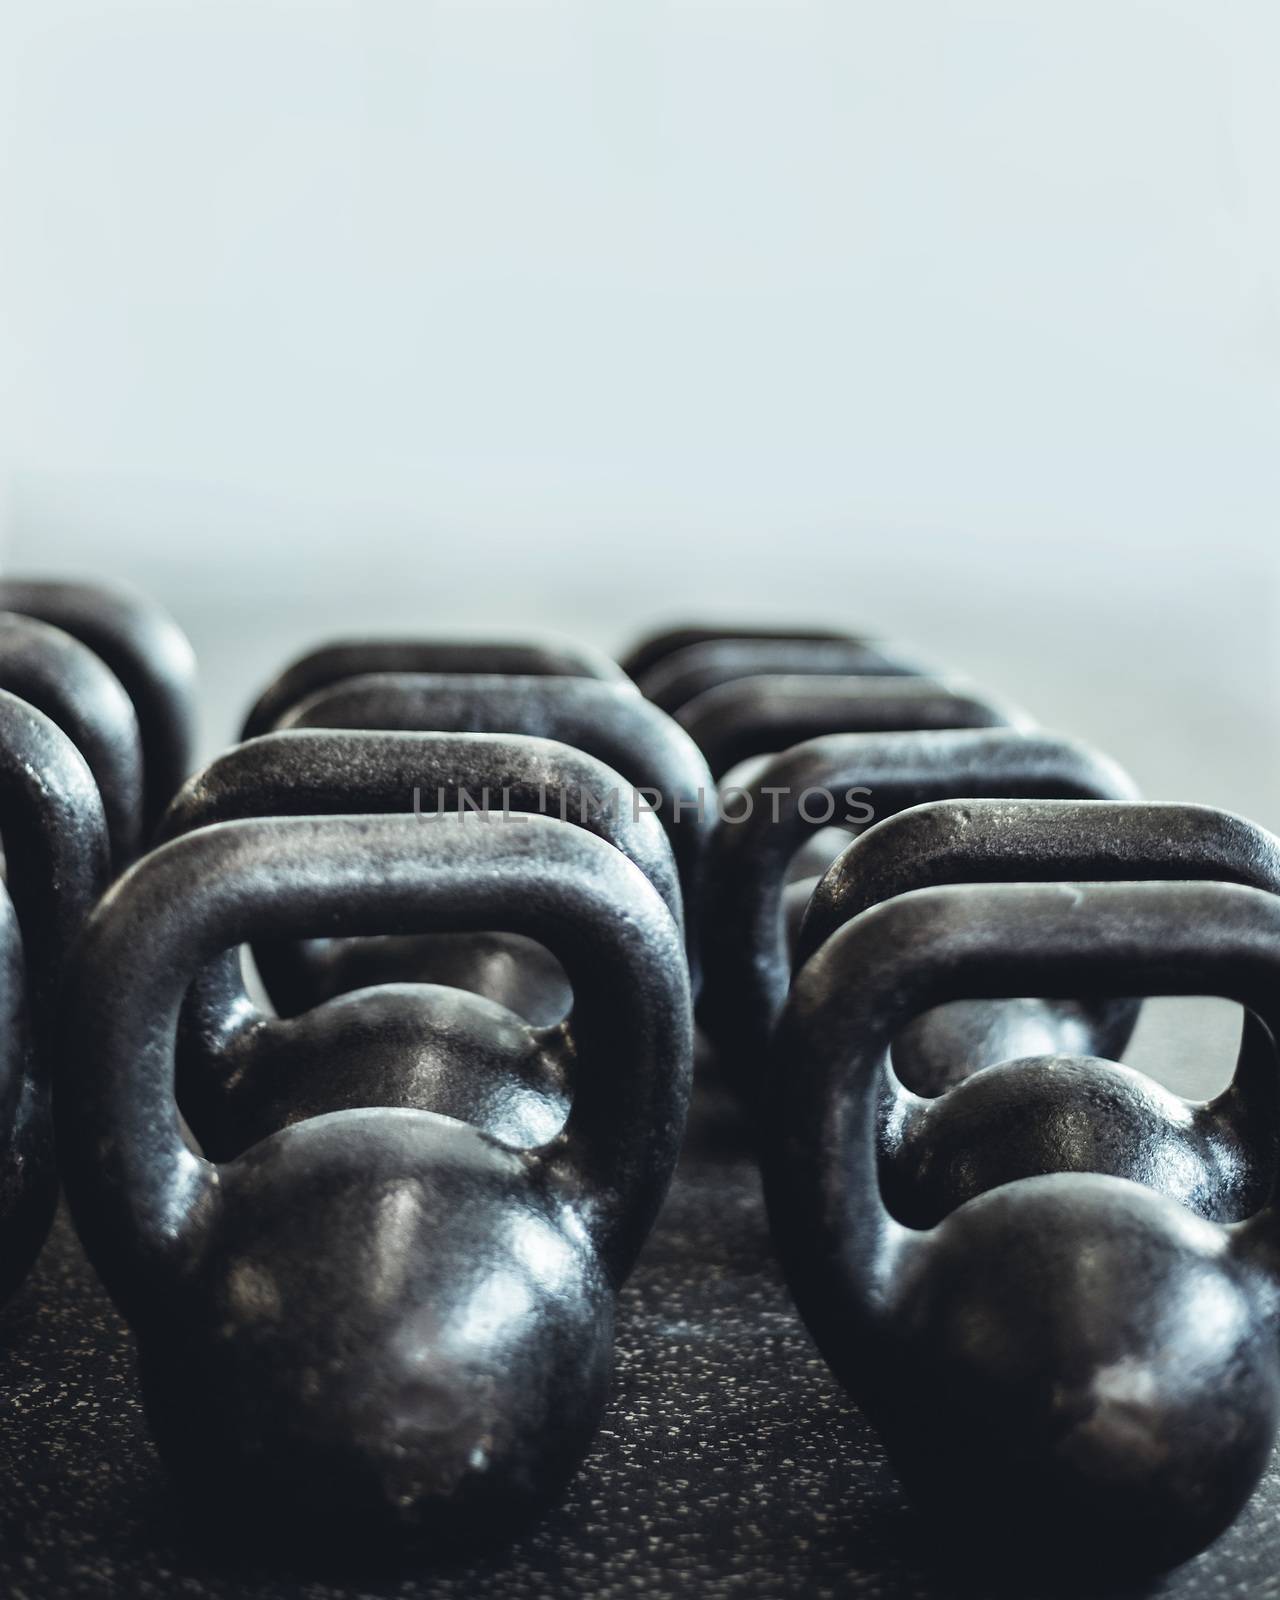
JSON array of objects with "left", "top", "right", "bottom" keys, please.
[
  {"left": 0, "top": 613, "right": 144, "bottom": 868},
  {"left": 159, "top": 727, "right": 683, "bottom": 931},
  {"left": 767, "top": 880, "right": 1280, "bottom": 1361},
  {"left": 160, "top": 728, "right": 684, "bottom": 1040},
  {"left": 242, "top": 638, "right": 625, "bottom": 741},
  {"left": 642, "top": 638, "right": 924, "bottom": 716},
  {"left": 0, "top": 689, "right": 110, "bottom": 1033},
  {"left": 798, "top": 799, "right": 1280, "bottom": 968},
  {"left": 620, "top": 623, "right": 861, "bottom": 684},
  {"left": 0, "top": 579, "right": 197, "bottom": 833},
  {"left": 700, "top": 728, "right": 1138, "bottom": 1067},
  {"left": 678, "top": 675, "right": 1031, "bottom": 781},
  {"left": 58, "top": 812, "right": 691, "bottom": 1314},
  {"left": 274, "top": 672, "right": 715, "bottom": 982}
]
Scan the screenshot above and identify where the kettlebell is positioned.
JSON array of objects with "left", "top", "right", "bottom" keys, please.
[
  {"left": 0, "top": 578, "right": 197, "bottom": 833},
  {"left": 58, "top": 810, "right": 692, "bottom": 1543},
  {"left": 268, "top": 672, "right": 715, "bottom": 985},
  {"left": 679, "top": 675, "right": 1031, "bottom": 782},
  {"left": 159, "top": 733, "right": 681, "bottom": 1143},
  {"left": 620, "top": 622, "right": 860, "bottom": 682},
  {"left": 634, "top": 635, "right": 926, "bottom": 717},
  {"left": 700, "top": 728, "right": 1139, "bottom": 1100},
  {"left": 243, "top": 636, "right": 625, "bottom": 742},
  {"left": 0, "top": 689, "right": 110, "bottom": 1301},
  {"left": 796, "top": 798, "right": 1280, "bottom": 1226},
  {"left": 0, "top": 612, "right": 143, "bottom": 869},
  {"left": 764, "top": 878, "right": 1280, "bottom": 1573}
]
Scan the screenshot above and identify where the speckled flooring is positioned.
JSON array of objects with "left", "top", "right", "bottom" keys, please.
[{"left": 2, "top": 1068, "right": 1278, "bottom": 1600}]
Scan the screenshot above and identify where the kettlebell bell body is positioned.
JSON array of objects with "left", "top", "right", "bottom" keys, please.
[
  {"left": 796, "top": 798, "right": 1280, "bottom": 1225},
  {"left": 58, "top": 811, "right": 692, "bottom": 1543},
  {"left": 765, "top": 878, "right": 1280, "bottom": 1573}
]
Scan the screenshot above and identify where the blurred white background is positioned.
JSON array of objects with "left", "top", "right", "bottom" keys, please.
[{"left": 1, "top": 0, "right": 1277, "bottom": 823}]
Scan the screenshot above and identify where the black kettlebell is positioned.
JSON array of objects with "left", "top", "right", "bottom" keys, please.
[
  {"left": 58, "top": 811, "right": 691, "bottom": 1544},
  {"left": 0, "top": 578, "right": 197, "bottom": 834},
  {"left": 267, "top": 672, "right": 715, "bottom": 987},
  {"left": 0, "top": 689, "right": 110, "bottom": 1301},
  {"left": 700, "top": 728, "right": 1139, "bottom": 1100},
  {"left": 765, "top": 878, "right": 1280, "bottom": 1573},
  {"left": 679, "top": 674, "right": 1030, "bottom": 782},
  {"left": 0, "top": 612, "right": 143, "bottom": 869},
  {"left": 243, "top": 636, "right": 625, "bottom": 742},
  {"left": 160, "top": 731, "right": 681, "bottom": 1152},
  {"left": 636, "top": 637, "right": 929, "bottom": 717},
  {"left": 796, "top": 798, "right": 1280, "bottom": 1225}
]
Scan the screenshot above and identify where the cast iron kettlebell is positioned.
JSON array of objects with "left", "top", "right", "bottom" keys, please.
[
  {"left": 700, "top": 728, "right": 1139, "bottom": 1100},
  {"left": 58, "top": 811, "right": 691, "bottom": 1543},
  {"left": 796, "top": 798, "right": 1280, "bottom": 1225},
  {"left": 0, "top": 612, "right": 143, "bottom": 868},
  {"left": 243, "top": 636, "right": 625, "bottom": 742},
  {"left": 0, "top": 689, "right": 110, "bottom": 1301},
  {"left": 160, "top": 732, "right": 681, "bottom": 1152},
  {"left": 0, "top": 578, "right": 197, "bottom": 834},
  {"left": 268, "top": 672, "right": 715, "bottom": 986},
  {"left": 765, "top": 878, "right": 1280, "bottom": 1573}
]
